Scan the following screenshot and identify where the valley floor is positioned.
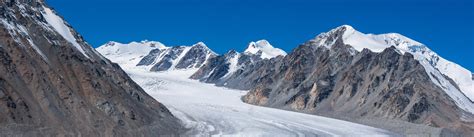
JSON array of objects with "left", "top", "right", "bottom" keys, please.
[{"left": 125, "top": 68, "right": 397, "bottom": 136}]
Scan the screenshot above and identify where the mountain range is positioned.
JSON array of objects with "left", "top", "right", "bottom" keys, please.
[
  {"left": 98, "top": 25, "right": 474, "bottom": 136},
  {"left": 1, "top": 0, "right": 473, "bottom": 136}
]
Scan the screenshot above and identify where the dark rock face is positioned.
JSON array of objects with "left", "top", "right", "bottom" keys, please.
[
  {"left": 216, "top": 55, "right": 280, "bottom": 90},
  {"left": 191, "top": 50, "right": 237, "bottom": 83},
  {"left": 137, "top": 48, "right": 164, "bottom": 66},
  {"left": 175, "top": 42, "right": 215, "bottom": 69},
  {"left": 150, "top": 46, "right": 186, "bottom": 71},
  {"left": 140, "top": 43, "right": 216, "bottom": 72},
  {"left": 0, "top": 1, "right": 183, "bottom": 136},
  {"left": 190, "top": 50, "right": 266, "bottom": 89},
  {"left": 193, "top": 26, "right": 474, "bottom": 135}
]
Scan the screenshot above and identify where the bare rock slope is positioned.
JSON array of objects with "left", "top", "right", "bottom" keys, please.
[{"left": 0, "top": 0, "right": 183, "bottom": 136}]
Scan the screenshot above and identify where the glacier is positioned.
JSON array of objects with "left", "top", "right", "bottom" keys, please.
[{"left": 123, "top": 67, "right": 396, "bottom": 136}]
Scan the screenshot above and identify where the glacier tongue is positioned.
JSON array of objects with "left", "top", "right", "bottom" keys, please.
[
  {"left": 320, "top": 25, "right": 474, "bottom": 113},
  {"left": 123, "top": 68, "right": 395, "bottom": 136}
]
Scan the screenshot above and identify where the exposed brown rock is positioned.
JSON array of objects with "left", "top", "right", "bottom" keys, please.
[{"left": 0, "top": 1, "right": 183, "bottom": 136}]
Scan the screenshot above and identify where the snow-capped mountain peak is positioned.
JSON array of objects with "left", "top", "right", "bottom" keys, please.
[
  {"left": 226, "top": 49, "right": 239, "bottom": 56},
  {"left": 317, "top": 25, "right": 424, "bottom": 53},
  {"left": 98, "top": 40, "right": 218, "bottom": 72},
  {"left": 313, "top": 25, "right": 474, "bottom": 113},
  {"left": 192, "top": 41, "right": 217, "bottom": 55},
  {"left": 337, "top": 24, "right": 355, "bottom": 32},
  {"left": 96, "top": 40, "right": 167, "bottom": 68},
  {"left": 194, "top": 41, "right": 207, "bottom": 47},
  {"left": 245, "top": 40, "right": 287, "bottom": 59}
]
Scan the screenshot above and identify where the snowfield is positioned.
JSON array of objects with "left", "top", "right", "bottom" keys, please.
[
  {"left": 42, "top": 6, "right": 89, "bottom": 58},
  {"left": 245, "top": 40, "right": 287, "bottom": 59},
  {"left": 124, "top": 68, "right": 396, "bottom": 136}
]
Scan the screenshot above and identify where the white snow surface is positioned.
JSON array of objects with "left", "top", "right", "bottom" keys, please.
[
  {"left": 97, "top": 41, "right": 218, "bottom": 71},
  {"left": 317, "top": 25, "right": 474, "bottom": 114},
  {"left": 123, "top": 67, "right": 395, "bottom": 136},
  {"left": 96, "top": 41, "right": 167, "bottom": 68},
  {"left": 41, "top": 6, "right": 89, "bottom": 58},
  {"left": 222, "top": 52, "right": 240, "bottom": 80},
  {"left": 245, "top": 40, "right": 287, "bottom": 59}
]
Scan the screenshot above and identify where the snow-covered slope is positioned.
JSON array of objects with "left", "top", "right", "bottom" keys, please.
[
  {"left": 1, "top": 4, "right": 94, "bottom": 60},
  {"left": 97, "top": 41, "right": 217, "bottom": 72},
  {"left": 96, "top": 40, "right": 166, "bottom": 68},
  {"left": 245, "top": 40, "right": 287, "bottom": 59},
  {"left": 222, "top": 50, "right": 241, "bottom": 79},
  {"left": 41, "top": 6, "right": 90, "bottom": 58},
  {"left": 314, "top": 25, "right": 474, "bottom": 113},
  {"left": 123, "top": 68, "right": 395, "bottom": 136},
  {"left": 224, "top": 40, "right": 286, "bottom": 78}
]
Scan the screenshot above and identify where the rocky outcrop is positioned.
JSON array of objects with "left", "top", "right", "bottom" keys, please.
[
  {"left": 134, "top": 42, "right": 216, "bottom": 71},
  {"left": 190, "top": 50, "right": 270, "bottom": 89},
  {"left": 190, "top": 40, "right": 286, "bottom": 89},
  {"left": 191, "top": 50, "right": 238, "bottom": 83},
  {"left": 0, "top": 1, "right": 183, "bottom": 136},
  {"left": 175, "top": 42, "right": 215, "bottom": 69},
  {"left": 149, "top": 46, "right": 188, "bottom": 71},
  {"left": 137, "top": 48, "right": 164, "bottom": 66}
]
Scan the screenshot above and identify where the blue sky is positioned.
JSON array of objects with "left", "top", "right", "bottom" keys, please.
[{"left": 46, "top": 0, "right": 473, "bottom": 71}]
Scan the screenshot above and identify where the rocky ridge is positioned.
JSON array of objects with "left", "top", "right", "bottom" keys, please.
[
  {"left": 0, "top": 0, "right": 183, "bottom": 136},
  {"left": 97, "top": 24, "right": 474, "bottom": 136},
  {"left": 191, "top": 25, "right": 474, "bottom": 136}
]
